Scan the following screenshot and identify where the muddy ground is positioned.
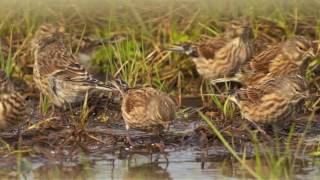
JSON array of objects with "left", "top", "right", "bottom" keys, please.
[{"left": 0, "top": 90, "right": 320, "bottom": 179}]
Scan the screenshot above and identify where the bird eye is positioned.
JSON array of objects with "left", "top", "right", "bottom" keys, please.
[
  {"left": 231, "top": 24, "right": 239, "bottom": 28},
  {"left": 40, "top": 26, "right": 49, "bottom": 32},
  {"left": 39, "top": 25, "right": 55, "bottom": 33},
  {"left": 298, "top": 46, "right": 306, "bottom": 51}
]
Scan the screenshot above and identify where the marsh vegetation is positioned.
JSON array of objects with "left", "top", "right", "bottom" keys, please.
[{"left": 1, "top": 0, "right": 320, "bottom": 179}]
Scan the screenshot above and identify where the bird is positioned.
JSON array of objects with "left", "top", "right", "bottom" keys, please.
[
  {"left": 111, "top": 79, "right": 177, "bottom": 146},
  {"left": 229, "top": 74, "right": 308, "bottom": 124},
  {"left": 167, "top": 17, "right": 253, "bottom": 80},
  {"left": 211, "top": 36, "right": 315, "bottom": 86},
  {"left": 0, "top": 70, "right": 27, "bottom": 130},
  {"left": 31, "top": 24, "right": 117, "bottom": 109}
]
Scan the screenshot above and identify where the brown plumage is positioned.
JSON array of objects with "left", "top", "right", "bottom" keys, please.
[
  {"left": 230, "top": 74, "right": 308, "bottom": 124},
  {"left": 0, "top": 70, "right": 27, "bottom": 129},
  {"left": 122, "top": 87, "right": 176, "bottom": 130},
  {"left": 167, "top": 17, "right": 253, "bottom": 80},
  {"left": 251, "top": 36, "right": 314, "bottom": 75},
  {"left": 212, "top": 36, "right": 315, "bottom": 86},
  {"left": 32, "top": 24, "right": 117, "bottom": 108},
  {"left": 112, "top": 80, "right": 177, "bottom": 145}
]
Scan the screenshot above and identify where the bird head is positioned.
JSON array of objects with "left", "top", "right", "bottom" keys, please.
[
  {"left": 225, "top": 17, "right": 252, "bottom": 40},
  {"left": 279, "top": 75, "right": 308, "bottom": 102},
  {"left": 290, "top": 90, "right": 308, "bottom": 105},
  {"left": 282, "top": 36, "right": 315, "bottom": 66},
  {"left": 31, "top": 24, "right": 63, "bottom": 49}
]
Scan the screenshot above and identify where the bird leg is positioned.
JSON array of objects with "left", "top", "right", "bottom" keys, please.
[
  {"left": 199, "top": 130, "right": 208, "bottom": 169},
  {"left": 125, "top": 125, "right": 135, "bottom": 147},
  {"left": 152, "top": 140, "right": 169, "bottom": 163},
  {"left": 152, "top": 126, "right": 169, "bottom": 163},
  {"left": 153, "top": 126, "right": 161, "bottom": 138},
  {"left": 17, "top": 127, "right": 22, "bottom": 143},
  {"left": 247, "top": 119, "right": 272, "bottom": 141}
]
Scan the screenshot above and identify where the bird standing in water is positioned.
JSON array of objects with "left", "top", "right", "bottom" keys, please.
[
  {"left": 229, "top": 74, "right": 308, "bottom": 124},
  {"left": 112, "top": 79, "right": 177, "bottom": 146}
]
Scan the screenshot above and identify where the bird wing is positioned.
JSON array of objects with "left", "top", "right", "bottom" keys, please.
[
  {"left": 156, "top": 95, "right": 176, "bottom": 122},
  {"left": 39, "top": 45, "right": 104, "bottom": 88},
  {"left": 250, "top": 45, "right": 282, "bottom": 73},
  {"left": 197, "top": 37, "right": 227, "bottom": 59},
  {"left": 123, "top": 89, "right": 149, "bottom": 117},
  {"left": 236, "top": 76, "right": 279, "bottom": 103}
]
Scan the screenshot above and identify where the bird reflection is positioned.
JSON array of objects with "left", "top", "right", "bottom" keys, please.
[{"left": 123, "top": 162, "right": 171, "bottom": 180}]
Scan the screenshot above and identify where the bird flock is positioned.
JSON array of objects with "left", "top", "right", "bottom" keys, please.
[
  {"left": 168, "top": 18, "right": 315, "bottom": 125},
  {"left": 0, "top": 17, "right": 317, "bottom": 144}
]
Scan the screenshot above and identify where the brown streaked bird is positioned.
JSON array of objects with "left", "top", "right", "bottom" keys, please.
[
  {"left": 32, "top": 24, "right": 117, "bottom": 108},
  {"left": 167, "top": 17, "right": 253, "bottom": 80},
  {"left": 0, "top": 70, "right": 27, "bottom": 129},
  {"left": 112, "top": 79, "right": 177, "bottom": 145},
  {"left": 212, "top": 36, "right": 315, "bottom": 86},
  {"left": 229, "top": 74, "right": 308, "bottom": 124}
]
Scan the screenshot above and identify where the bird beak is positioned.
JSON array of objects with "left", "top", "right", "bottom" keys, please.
[
  {"left": 110, "top": 80, "right": 118, "bottom": 88},
  {"left": 241, "top": 25, "right": 250, "bottom": 29},
  {"left": 164, "top": 123, "right": 170, "bottom": 131},
  {"left": 301, "top": 93, "right": 307, "bottom": 99},
  {"left": 303, "top": 91, "right": 310, "bottom": 98},
  {"left": 227, "top": 95, "right": 236, "bottom": 102},
  {"left": 307, "top": 49, "right": 316, "bottom": 58},
  {"left": 165, "top": 45, "right": 186, "bottom": 53},
  {"left": 110, "top": 78, "right": 129, "bottom": 94},
  {"left": 110, "top": 80, "right": 123, "bottom": 94},
  {"left": 227, "top": 95, "right": 240, "bottom": 107}
]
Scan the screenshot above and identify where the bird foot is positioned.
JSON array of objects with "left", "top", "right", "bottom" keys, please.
[
  {"left": 152, "top": 140, "right": 169, "bottom": 163},
  {"left": 126, "top": 135, "right": 136, "bottom": 148}
]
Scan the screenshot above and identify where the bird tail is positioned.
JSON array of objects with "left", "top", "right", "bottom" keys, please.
[
  {"left": 94, "top": 80, "right": 118, "bottom": 92},
  {"left": 109, "top": 78, "right": 130, "bottom": 97},
  {"left": 92, "top": 35, "right": 126, "bottom": 46},
  {"left": 165, "top": 44, "right": 198, "bottom": 57},
  {"left": 211, "top": 77, "right": 243, "bottom": 85}
]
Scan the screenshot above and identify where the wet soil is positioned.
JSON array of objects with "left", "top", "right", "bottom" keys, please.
[
  {"left": 0, "top": 15, "right": 319, "bottom": 179},
  {"left": 0, "top": 93, "right": 320, "bottom": 179}
]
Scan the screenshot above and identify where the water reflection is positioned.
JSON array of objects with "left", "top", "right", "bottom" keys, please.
[
  {"left": 204, "top": 155, "right": 319, "bottom": 179},
  {"left": 13, "top": 149, "right": 320, "bottom": 179},
  {"left": 123, "top": 162, "right": 171, "bottom": 180}
]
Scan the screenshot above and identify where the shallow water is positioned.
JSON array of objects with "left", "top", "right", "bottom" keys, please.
[
  {"left": 23, "top": 149, "right": 232, "bottom": 180},
  {"left": 1, "top": 97, "right": 320, "bottom": 179},
  {"left": 16, "top": 147, "right": 320, "bottom": 180}
]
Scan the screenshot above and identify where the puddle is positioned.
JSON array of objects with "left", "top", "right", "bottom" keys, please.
[
  {"left": 1, "top": 98, "right": 320, "bottom": 179},
  {"left": 0, "top": 147, "right": 317, "bottom": 180},
  {"left": 18, "top": 149, "right": 231, "bottom": 180}
]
